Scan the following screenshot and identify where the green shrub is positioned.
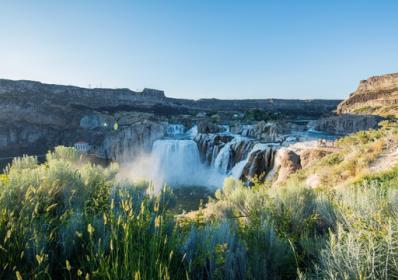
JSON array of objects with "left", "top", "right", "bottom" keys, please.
[
  {"left": 0, "top": 147, "right": 184, "bottom": 279},
  {"left": 2, "top": 143, "right": 398, "bottom": 279}
]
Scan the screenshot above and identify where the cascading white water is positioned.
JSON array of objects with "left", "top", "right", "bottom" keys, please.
[
  {"left": 120, "top": 139, "right": 225, "bottom": 191},
  {"left": 151, "top": 139, "right": 225, "bottom": 189},
  {"left": 213, "top": 141, "right": 233, "bottom": 173},
  {"left": 166, "top": 124, "right": 185, "bottom": 135},
  {"left": 229, "top": 143, "right": 273, "bottom": 179},
  {"left": 187, "top": 125, "right": 198, "bottom": 138},
  {"left": 212, "top": 136, "right": 252, "bottom": 174},
  {"left": 151, "top": 140, "right": 199, "bottom": 185},
  {"left": 241, "top": 124, "right": 255, "bottom": 137},
  {"left": 119, "top": 120, "right": 338, "bottom": 191}
]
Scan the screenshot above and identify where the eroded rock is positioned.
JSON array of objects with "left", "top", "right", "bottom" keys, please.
[
  {"left": 274, "top": 149, "right": 301, "bottom": 184},
  {"left": 315, "top": 114, "right": 383, "bottom": 135}
]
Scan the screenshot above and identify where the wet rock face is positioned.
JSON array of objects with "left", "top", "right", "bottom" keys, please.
[
  {"left": 315, "top": 114, "right": 383, "bottom": 135},
  {"left": 242, "top": 147, "right": 276, "bottom": 179},
  {"left": 337, "top": 72, "right": 398, "bottom": 115},
  {"left": 230, "top": 139, "right": 255, "bottom": 164},
  {"left": 194, "top": 134, "right": 234, "bottom": 165}
]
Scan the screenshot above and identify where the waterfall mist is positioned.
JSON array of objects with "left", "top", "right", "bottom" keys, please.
[{"left": 118, "top": 139, "right": 225, "bottom": 191}]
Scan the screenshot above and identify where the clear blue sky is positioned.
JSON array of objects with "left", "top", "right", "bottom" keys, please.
[{"left": 1, "top": 0, "right": 397, "bottom": 100}]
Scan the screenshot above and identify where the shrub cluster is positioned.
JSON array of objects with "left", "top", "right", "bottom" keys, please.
[{"left": 1, "top": 145, "right": 398, "bottom": 279}]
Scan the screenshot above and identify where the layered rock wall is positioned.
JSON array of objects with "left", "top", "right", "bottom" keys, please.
[
  {"left": 315, "top": 115, "right": 383, "bottom": 135},
  {"left": 337, "top": 73, "right": 398, "bottom": 116}
]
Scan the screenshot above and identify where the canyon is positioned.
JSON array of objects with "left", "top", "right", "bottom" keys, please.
[
  {"left": 0, "top": 74, "right": 393, "bottom": 188},
  {"left": 0, "top": 78, "right": 339, "bottom": 159}
]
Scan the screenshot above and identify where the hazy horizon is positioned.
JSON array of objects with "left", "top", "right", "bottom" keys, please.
[{"left": 1, "top": 0, "right": 397, "bottom": 99}]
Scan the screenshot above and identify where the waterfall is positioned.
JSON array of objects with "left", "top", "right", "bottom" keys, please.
[
  {"left": 187, "top": 125, "right": 198, "bottom": 138},
  {"left": 194, "top": 133, "right": 233, "bottom": 165},
  {"left": 241, "top": 125, "right": 255, "bottom": 137},
  {"left": 219, "top": 125, "right": 230, "bottom": 133},
  {"left": 212, "top": 136, "right": 255, "bottom": 174},
  {"left": 151, "top": 140, "right": 200, "bottom": 186},
  {"left": 166, "top": 124, "right": 185, "bottom": 135},
  {"left": 120, "top": 128, "right": 283, "bottom": 190},
  {"left": 118, "top": 120, "right": 335, "bottom": 189},
  {"left": 243, "top": 147, "right": 276, "bottom": 178},
  {"left": 213, "top": 141, "right": 233, "bottom": 173},
  {"left": 229, "top": 143, "right": 276, "bottom": 179},
  {"left": 122, "top": 139, "right": 225, "bottom": 190},
  {"left": 152, "top": 139, "right": 225, "bottom": 188}
]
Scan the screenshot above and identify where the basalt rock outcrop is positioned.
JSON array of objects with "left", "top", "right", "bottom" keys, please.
[
  {"left": 314, "top": 114, "right": 383, "bottom": 135},
  {"left": 313, "top": 73, "right": 396, "bottom": 135},
  {"left": 194, "top": 134, "right": 234, "bottom": 165},
  {"left": 240, "top": 121, "right": 287, "bottom": 142},
  {"left": 242, "top": 147, "right": 276, "bottom": 179},
  {"left": 337, "top": 72, "right": 398, "bottom": 116},
  {"left": 96, "top": 121, "right": 166, "bottom": 162}
]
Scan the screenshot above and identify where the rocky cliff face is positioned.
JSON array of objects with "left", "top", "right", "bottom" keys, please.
[
  {"left": 0, "top": 78, "right": 340, "bottom": 161},
  {"left": 312, "top": 73, "right": 398, "bottom": 135},
  {"left": 97, "top": 121, "right": 166, "bottom": 162},
  {"left": 0, "top": 79, "right": 170, "bottom": 159},
  {"left": 314, "top": 114, "right": 383, "bottom": 135},
  {"left": 238, "top": 121, "right": 288, "bottom": 142},
  {"left": 337, "top": 72, "right": 398, "bottom": 116},
  {"left": 241, "top": 147, "right": 276, "bottom": 179}
]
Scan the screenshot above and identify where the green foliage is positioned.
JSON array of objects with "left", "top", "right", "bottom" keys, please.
[
  {"left": 46, "top": 146, "right": 82, "bottom": 163},
  {"left": 312, "top": 185, "right": 398, "bottom": 279},
  {"left": 202, "top": 174, "right": 398, "bottom": 279},
  {"left": 182, "top": 222, "right": 247, "bottom": 280},
  {"left": 1, "top": 143, "right": 398, "bottom": 279},
  {"left": 0, "top": 147, "right": 183, "bottom": 279},
  {"left": 356, "top": 165, "right": 398, "bottom": 189}
]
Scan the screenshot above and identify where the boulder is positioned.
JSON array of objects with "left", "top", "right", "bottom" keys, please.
[{"left": 275, "top": 149, "right": 301, "bottom": 184}]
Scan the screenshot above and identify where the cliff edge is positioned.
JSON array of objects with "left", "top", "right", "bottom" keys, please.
[{"left": 337, "top": 72, "right": 398, "bottom": 117}]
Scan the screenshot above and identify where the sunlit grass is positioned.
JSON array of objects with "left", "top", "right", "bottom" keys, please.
[{"left": 1, "top": 131, "right": 398, "bottom": 279}]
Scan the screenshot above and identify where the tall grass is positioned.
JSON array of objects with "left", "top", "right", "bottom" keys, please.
[
  {"left": 1, "top": 144, "right": 398, "bottom": 279},
  {"left": 310, "top": 184, "right": 398, "bottom": 279},
  {"left": 200, "top": 175, "right": 398, "bottom": 279},
  {"left": 0, "top": 147, "right": 184, "bottom": 279}
]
